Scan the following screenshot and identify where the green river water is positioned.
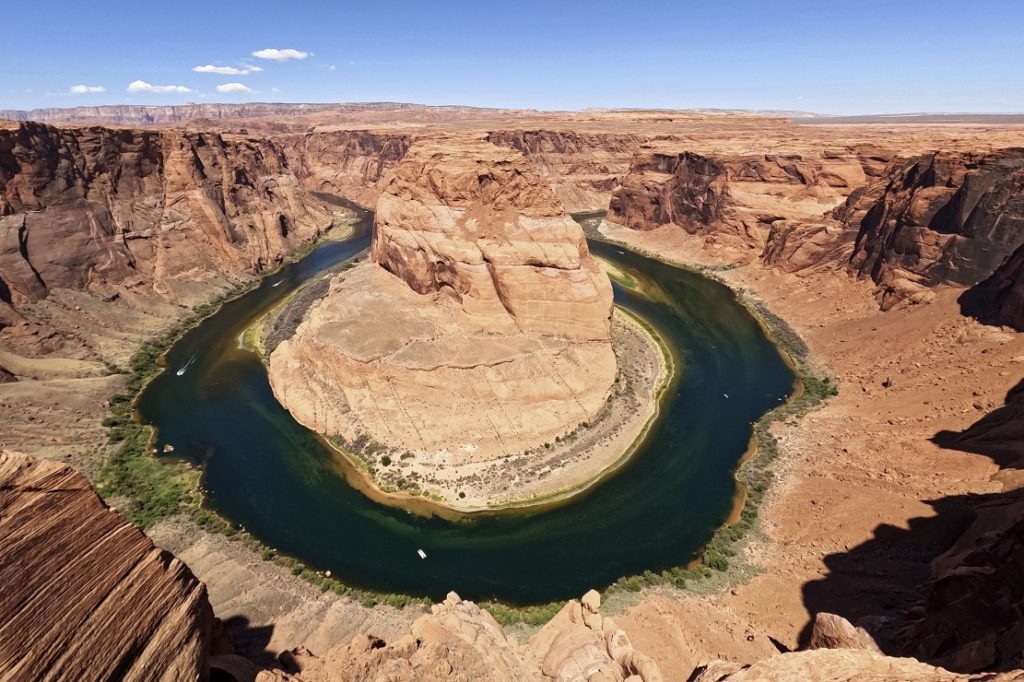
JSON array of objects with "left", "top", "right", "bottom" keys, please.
[{"left": 137, "top": 206, "right": 794, "bottom": 604}]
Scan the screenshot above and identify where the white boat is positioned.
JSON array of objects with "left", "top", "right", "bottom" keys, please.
[
  {"left": 176, "top": 355, "right": 197, "bottom": 376},
  {"left": 723, "top": 393, "right": 729, "bottom": 399},
  {"left": 272, "top": 279, "right": 284, "bottom": 287},
  {"left": 417, "top": 548, "right": 427, "bottom": 560}
]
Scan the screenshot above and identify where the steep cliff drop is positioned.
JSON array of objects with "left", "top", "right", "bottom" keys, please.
[
  {"left": 843, "top": 149, "right": 1024, "bottom": 309},
  {"left": 761, "top": 148, "right": 1024, "bottom": 309},
  {"left": 267, "top": 137, "right": 619, "bottom": 508},
  {"left": 0, "top": 449, "right": 214, "bottom": 681},
  {"left": 0, "top": 121, "right": 340, "bottom": 310},
  {"left": 607, "top": 146, "right": 866, "bottom": 258}
]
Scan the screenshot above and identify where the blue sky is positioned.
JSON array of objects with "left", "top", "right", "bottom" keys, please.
[{"left": 4, "top": 0, "right": 1021, "bottom": 114}]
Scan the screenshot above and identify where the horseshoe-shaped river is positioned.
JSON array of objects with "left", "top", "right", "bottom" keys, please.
[{"left": 138, "top": 205, "right": 794, "bottom": 604}]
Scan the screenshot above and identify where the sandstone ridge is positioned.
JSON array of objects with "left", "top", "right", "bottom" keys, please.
[{"left": 0, "top": 449, "right": 214, "bottom": 681}]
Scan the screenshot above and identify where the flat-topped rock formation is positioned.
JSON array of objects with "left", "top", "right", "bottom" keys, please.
[
  {"left": 0, "top": 449, "right": 214, "bottom": 680},
  {"left": 267, "top": 137, "right": 618, "bottom": 506}
]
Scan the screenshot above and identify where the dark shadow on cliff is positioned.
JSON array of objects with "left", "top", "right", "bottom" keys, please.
[
  {"left": 958, "top": 279, "right": 1004, "bottom": 328},
  {"left": 932, "top": 378, "right": 1024, "bottom": 471},
  {"left": 796, "top": 381, "right": 1024, "bottom": 673},
  {"left": 219, "top": 615, "right": 277, "bottom": 666}
]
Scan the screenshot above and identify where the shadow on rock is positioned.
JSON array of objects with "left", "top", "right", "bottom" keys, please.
[
  {"left": 798, "top": 382, "right": 1024, "bottom": 673},
  {"left": 219, "top": 615, "right": 276, "bottom": 666},
  {"left": 933, "top": 378, "right": 1024, "bottom": 472}
]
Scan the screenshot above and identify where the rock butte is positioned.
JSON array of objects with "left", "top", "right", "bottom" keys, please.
[
  {"left": 267, "top": 137, "right": 620, "bottom": 505},
  {"left": 2, "top": 105, "right": 1024, "bottom": 680}
]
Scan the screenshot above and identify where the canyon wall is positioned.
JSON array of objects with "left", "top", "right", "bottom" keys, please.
[
  {"left": 843, "top": 149, "right": 1024, "bottom": 307},
  {"left": 609, "top": 145, "right": 1024, "bottom": 310},
  {"left": 279, "top": 130, "right": 412, "bottom": 207},
  {"left": 0, "top": 121, "right": 340, "bottom": 310},
  {"left": 962, "top": 242, "right": 1024, "bottom": 330},
  {"left": 608, "top": 151, "right": 735, "bottom": 234},
  {"left": 8, "top": 445, "right": 1024, "bottom": 682},
  {"left": 488, "top": 129, "right": 647, "bottom": 211},
  {"left": 767, "top": 149, "right": 1024, "bottom": 308},
  {"left": 607, "top": 147, "right": 867, "bottom": 253}
]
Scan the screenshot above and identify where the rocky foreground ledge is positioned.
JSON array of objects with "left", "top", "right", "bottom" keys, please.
[{"left": 6, "top": 448, "right": 1024, "bottom": 681}]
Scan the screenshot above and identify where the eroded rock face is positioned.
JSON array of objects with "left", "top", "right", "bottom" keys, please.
[
  {"left": 808, "top": 613, "right": 881, "bottom": 653},
  {"left": 268, "top": 138, "right": 615, "bottom": 503},
  {"left": 961, "top": 241, "right": 1024, "bottom": 330},
  {"left": 609, "top": 151, "right": 733, "bottom": 234},
  {"left": 255, "top": 591, "right": 662, "bottom": 682},
  {"left": 279, "top": 130, "right": 412, "bottom": 207},
  {"left": 0, "top": 121, "right": 337, "bottom": 309},
  {"left": 761, "top": 220, "right": 858, "bottom": 274},
  {"left": 896, "top": 488, "right": 1024, "bottom": 673},
  {"left": 607, "top": 148, "right": 865, "bottom": 253},
  {"left": 0, "top": 449, "right": 214, "bottom": 681},
  {"left": 262, "top": 593, "right": 535, "bottom": 682},
  {"left": 488, "top": 129, "right": 647, "bottom": 212},
  {"left": 843, "top": 149, "right": 1024, "bottom": 308},
  {"left": 371, "top": 138, "right": 613, "bottom": 340},
  {"left": 528, "top": 589, "right": 663, "bottom": 682}
]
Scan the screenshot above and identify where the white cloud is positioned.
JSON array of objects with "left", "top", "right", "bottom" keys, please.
[
  {"left": 193, "top": 64, "right": 264, "bottom": 75},
  {"left": 127, "top": 80, "right": 193, "bottom": 94},
  {"left": 70, "top": 84, "right": 105, "bottom": 94},
  {"left": 217, "top": 82, "right": 256, "bottom": 94},
  {"left": 251, "top": 48, "right": 310, "bottom": 62},
  {"left": 271, "top": 87, "right": 282, "bottom": 94}
]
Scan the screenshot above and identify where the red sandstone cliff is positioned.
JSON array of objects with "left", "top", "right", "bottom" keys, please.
[
  {"left": 0, "top": 121, "right": 341, "bottom": 310},
  {"left": 0, "top": 450, "right": 215, "bottom": 680}
]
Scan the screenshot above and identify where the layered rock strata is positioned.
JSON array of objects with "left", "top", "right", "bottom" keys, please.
[
  {"left": 487, "top": 129, "right": 647, "bottom": 212},
  {"left": 608, "top": 148, "right": 866, "bottom": 253},
  {"left": 268, "top": 137, "right": 617, "bottom": 506},
  {"left": 842, "top": 149, "right": 1024, "bottom": 308},
  {"left": 279, "top": 130, "right": 412, "bottom": 207},
  {"left": 0, "top": 121, "right": 340, "bottom": 310},
  {"left": 611, "top": 146, "right": 1024, "bottom": 311},
  {"left": 0, "top": 449, "right": 214, "bottom": 681}
]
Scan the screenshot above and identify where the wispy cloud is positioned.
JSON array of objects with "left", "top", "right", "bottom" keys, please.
[
  {"left": 127, "top": 80, "right": 193, "bottom": 94},
  {"left": 216, "top": 82, "right": 256, "bottom": 94},
  {"left": 69, "top": 85, "right": 105, "bottom": 94},
  {"left": 193, "top": 64, "right": 263, "bottom": 75},
  {"left": 251, "top": 48, "right": 310, "bottom": 62},
  {"left": 320, "top": 63, "right": 336, "bottom": 71}
]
